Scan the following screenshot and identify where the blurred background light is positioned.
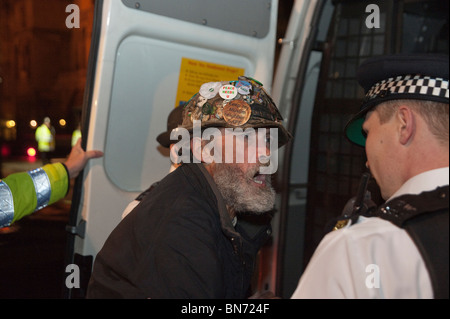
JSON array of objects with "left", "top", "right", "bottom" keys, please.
[
  {"left": 6, "top": 120, "right": 16, "bottom": 128},
  {"left": 27, "top": 147, "right": 37, "bottom": 157}
]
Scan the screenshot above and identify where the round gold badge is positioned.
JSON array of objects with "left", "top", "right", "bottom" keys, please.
[{"left": 223, "top": 100, "right": 251, "bottom": 126}]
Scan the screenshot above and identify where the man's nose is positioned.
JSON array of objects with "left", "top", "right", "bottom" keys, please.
[{"left": 257, "top": 144, "right": 271, "bottom": 165}]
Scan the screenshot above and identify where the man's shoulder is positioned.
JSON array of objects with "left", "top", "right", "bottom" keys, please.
[{"left": 134, "top": 165, "right": 218, "bottom": 218}]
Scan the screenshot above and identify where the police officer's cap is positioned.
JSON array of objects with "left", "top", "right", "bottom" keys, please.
[{"left": 345, "top": 53, "right": 449, "bottom": 147}]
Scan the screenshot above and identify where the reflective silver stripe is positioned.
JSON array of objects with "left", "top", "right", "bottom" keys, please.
[
  {"left": 28, "top": 168, "right": 51, "bottom": 211},
  {"left": 0, "top": 181, "right": 14, "bottom": 227}
]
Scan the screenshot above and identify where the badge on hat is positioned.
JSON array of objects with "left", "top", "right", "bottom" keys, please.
[
  {"left": 199, "top": 82, "right": 222, "bottom": 99},
  {"left": 236, "top": 80, "right": 252, "bottom": 95},
  {"left": 219, "top": 85, "right": 238, "bottom": 100},
  {"left": 223, "top": 100, "right": 251, "bottom": 126}
]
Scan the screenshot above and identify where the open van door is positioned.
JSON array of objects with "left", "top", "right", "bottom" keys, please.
[{"left": 64, "top": 0, "right": 281, "bottom": 298}]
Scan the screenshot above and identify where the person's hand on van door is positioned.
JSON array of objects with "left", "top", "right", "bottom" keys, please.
[{"left": 64, "top": 138, "right": 104, "bottom": 179}]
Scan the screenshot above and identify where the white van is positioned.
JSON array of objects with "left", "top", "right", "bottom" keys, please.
[{"left": 64, "top": 0, "right": 448, "bottom": 298}]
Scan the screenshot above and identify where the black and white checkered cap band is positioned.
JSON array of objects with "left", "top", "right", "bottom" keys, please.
[{"left": 365, "top": 74, "right": 449, "bottom": 102}]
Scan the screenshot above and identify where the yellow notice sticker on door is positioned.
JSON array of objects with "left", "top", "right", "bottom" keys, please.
[{"left": 175, "top": 57, "right": 245, "bottom": 107}]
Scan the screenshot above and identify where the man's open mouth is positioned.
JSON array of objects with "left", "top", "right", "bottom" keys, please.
[{"left": 252, "top": 172, "right": 267, "bottom": 186}]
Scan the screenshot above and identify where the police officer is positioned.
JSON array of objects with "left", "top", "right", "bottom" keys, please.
[
  {"left": 0, "top": 138, "right": 103, "bottom": 228},
  {"left": 35, "top": 117, "right": 55, "bottom": 165},
  {"left": 292, "top": 54, "right": 449, "bottom": 299}
]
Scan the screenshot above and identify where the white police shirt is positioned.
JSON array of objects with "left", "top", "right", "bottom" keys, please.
[{"left": 291, "top": 167, "right": 449, "bottom": 299}]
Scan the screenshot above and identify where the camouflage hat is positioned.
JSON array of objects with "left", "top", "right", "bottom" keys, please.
[{"left": 179, "top": 76, "right": 292, "bottom": 147}]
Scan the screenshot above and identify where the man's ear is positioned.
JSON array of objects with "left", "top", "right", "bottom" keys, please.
[{"left": 397, "top": 105, "right": 416, "bottom": 145}]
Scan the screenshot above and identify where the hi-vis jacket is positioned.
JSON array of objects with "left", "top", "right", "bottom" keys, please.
[
  {"left": 0, "top": 163, "right": 69, "bottom": 228},
  {"left": 35, "top": 124, "right": 54, "bottom": 152}
]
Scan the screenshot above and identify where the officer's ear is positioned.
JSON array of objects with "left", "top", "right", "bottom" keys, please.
[{"left": 397, "top": 105, "right": 415, "bottom": 145}]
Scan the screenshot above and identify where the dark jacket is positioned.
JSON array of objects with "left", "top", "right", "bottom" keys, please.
[{"left": 87, "top": 163, "right": 271, "bottom": 299}]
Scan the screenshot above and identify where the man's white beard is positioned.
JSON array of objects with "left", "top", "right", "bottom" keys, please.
[{"left": 212, "top": 163, "right": 276, "bottom": 214}]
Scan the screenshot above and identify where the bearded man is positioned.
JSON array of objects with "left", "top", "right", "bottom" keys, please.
[{"left": 87, "top": 76, "right": 292, "bottom": 299}]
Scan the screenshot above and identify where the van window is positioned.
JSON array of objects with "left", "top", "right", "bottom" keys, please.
[{"left": 104, "top": 36, "right": 251, "bottom": 191}]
